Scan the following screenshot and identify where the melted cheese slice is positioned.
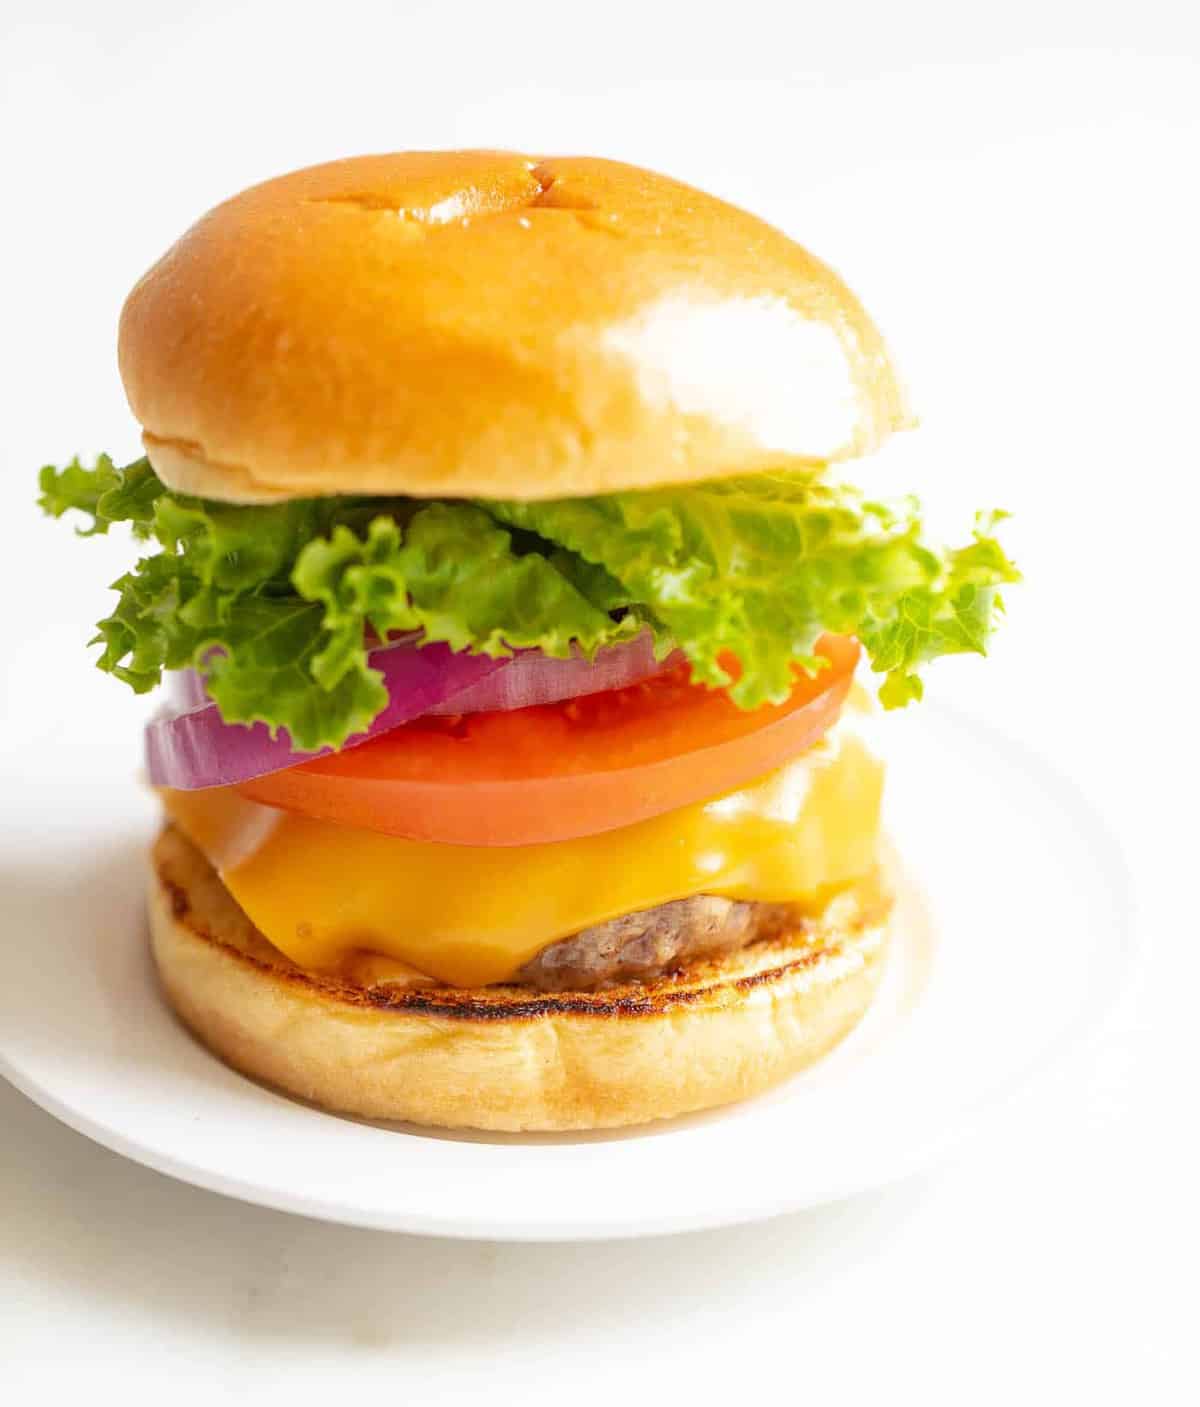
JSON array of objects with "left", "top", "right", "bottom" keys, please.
[{"left": 161, "top": 695, "right": 885, "bottom": 988}]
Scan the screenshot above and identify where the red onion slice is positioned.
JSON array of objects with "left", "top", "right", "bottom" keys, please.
[
  {"left": 146, "top": 641, "right": 506, "bottom": 790},
  {"left": 148, "top": 630, "right": 678, "bottom": 791},
  {"left": 423, "top": 633, "right": 680, "bottom": 715},
  {"left": 165, "top": 668, "right": 210, "bottom": 713}
]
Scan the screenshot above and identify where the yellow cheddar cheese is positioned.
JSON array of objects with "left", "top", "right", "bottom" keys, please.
[{"left": 160, "top": 695, "right": 885, "bottom": 987}]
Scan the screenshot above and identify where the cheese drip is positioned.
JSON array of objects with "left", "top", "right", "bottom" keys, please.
[{"left": 161, "top": 695, "right": 885, "bottom": 987}]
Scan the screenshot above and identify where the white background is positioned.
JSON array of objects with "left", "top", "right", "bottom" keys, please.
[{"left": 2, "top": 1, "right": 1197, "bottom": 1400}]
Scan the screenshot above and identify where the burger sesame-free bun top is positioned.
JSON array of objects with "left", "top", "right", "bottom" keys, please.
[{"left": 119, "top": 150, "right": 911, "bottom": 505}]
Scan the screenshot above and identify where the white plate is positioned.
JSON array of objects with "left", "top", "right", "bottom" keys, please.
[{"left": 0, "top": 705, "right": 1134, "bottom": 1241}]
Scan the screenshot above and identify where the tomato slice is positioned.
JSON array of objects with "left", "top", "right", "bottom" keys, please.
[{"left": 238, "top": 635, "right": 860, "bottom": 846}]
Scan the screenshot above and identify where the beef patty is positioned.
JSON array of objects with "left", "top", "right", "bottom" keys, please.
[{"left": 517, "top": 895, "right": 803, "bottom": 992}]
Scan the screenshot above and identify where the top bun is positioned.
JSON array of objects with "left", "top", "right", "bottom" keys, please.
[{"left": 119, "top": 151, "right": 911, "bottom": 504}]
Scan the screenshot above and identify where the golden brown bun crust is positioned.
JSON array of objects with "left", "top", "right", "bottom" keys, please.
[
  {"left": 149, "top": 825, "right": 892, "bottom": 1132},
  {"left": 119, "top": 151, "right": 911, "bottom": 504}
]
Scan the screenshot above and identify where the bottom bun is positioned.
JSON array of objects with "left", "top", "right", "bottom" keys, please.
[{"left": 149, "top": 825, "right": 893, "bottom": 1132}]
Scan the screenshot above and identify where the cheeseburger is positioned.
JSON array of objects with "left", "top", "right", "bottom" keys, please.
[{"left": 38, "top": 152, "right": 1016, "bottom": 1131}]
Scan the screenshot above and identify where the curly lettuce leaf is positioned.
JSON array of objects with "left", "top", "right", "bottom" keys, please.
[
  {"left": 296, "top": 506, "right": 628, "bottom": 655},
  {"left": 38, "top": 455, "right": 1018, "bottom": 750},
  {"left": 38, "top": 459, "right": 639, "bottom": 748},
  {"left": 39, "top": 455, "right": 125, "bottom": 535},
  {"left": 489, "top": 481, "right": 1019, "bottom": 710}
]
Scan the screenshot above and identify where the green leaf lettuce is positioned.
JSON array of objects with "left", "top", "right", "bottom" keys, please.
[{"left": 37, "top": 457, "right": 1018, "bottom": 751}]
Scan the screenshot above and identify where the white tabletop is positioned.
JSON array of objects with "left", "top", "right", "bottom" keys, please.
[{"left": 2, "top": 2, "right": 1196, "bottom": 1398}]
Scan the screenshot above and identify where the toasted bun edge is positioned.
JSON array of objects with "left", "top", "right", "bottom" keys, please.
[{"left": 149, "top": 824, "right": 892, "bottom": 1132}]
